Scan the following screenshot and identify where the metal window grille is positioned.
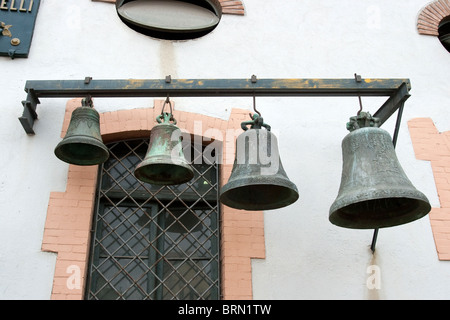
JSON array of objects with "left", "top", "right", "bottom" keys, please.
[{"left": 85, "top": 138, "right": 220, "bottom": 300}]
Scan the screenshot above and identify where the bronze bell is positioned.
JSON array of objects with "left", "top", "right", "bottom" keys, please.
[
  {"left": 220, "top": 114, "right": 299, "bottom": 210},
  {"left": 54, "top": 98, "right": 109, "bottom": 166},
  {"left": 329, "top": 112, "right": 431, "bottom": 229},
  {"left": 134, "top": 110, "right": 194, "bottom": 185}
]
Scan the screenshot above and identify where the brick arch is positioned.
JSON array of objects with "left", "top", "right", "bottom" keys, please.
[
  {"left": 42, "top": 98, "right": 265, "bottom": 300},
  {"left": 417, "top": 0, "right": 450, "bottom": 36},
  {"left": 218, "top": 0, "right": 245, "bottom": 15}
]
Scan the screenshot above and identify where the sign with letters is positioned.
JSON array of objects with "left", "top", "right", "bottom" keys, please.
[{"left": 0, "top": 0, "right": 40, "bottom": 58}]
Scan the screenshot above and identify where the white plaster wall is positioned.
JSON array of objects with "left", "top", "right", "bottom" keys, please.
[{"left": 0, "top": 0, "right": 449, "bottom": 299}]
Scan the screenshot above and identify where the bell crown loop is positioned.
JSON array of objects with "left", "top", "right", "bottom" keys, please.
[
  {"left": 81, "top": 95, "right": 94, "bottom": 108},
  {"left": 157, "top": 96, "right": 177, "bottom": 125},
  {"left": 156, "top": 112, "right": 177, "bottom": 125},
  {"left": 346, "top": 111, "right": 380, "bottom": 132},
  {"left": 241, "top": 113, "right": 271, "bottom": 131}
]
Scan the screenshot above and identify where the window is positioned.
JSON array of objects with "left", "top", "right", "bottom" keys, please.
[{"left": 85, "top": 138, "right": 220, "bottom": 300}]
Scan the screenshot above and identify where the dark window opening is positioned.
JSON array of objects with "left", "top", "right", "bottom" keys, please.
[
  {"left": 85, "top": 139, "right": 220, "bottom": 300},
  {"left": 438, "top": 16, "right": 450, "bottom": 53}
]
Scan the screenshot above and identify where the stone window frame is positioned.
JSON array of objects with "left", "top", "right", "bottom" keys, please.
[{"left": 42, "top": 99, "right": 265, "bottom": 299}]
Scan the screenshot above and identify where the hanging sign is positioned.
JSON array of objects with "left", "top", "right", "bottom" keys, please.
[{"left": 0, "top": 0, "right": 40, "bottom": 58}]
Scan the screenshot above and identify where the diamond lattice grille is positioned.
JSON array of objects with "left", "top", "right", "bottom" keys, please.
[{"left": 86, "top": 139, "right": 220, "bottom": 300}]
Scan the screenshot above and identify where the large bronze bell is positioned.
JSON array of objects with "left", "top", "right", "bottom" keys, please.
[
  {"left": 134, "top": 110, "right": 194, "bottom": 185},
  {"left": 54, "top": 98, "right": 109, "bottom": 166},
  {"left": 220, "top": 114, "right": 299, "bottom": 210},
  {"left": 329, "top": 112, "right": 431, "bottom": 229}
]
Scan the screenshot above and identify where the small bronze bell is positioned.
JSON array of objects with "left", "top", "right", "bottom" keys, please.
[
  {"left": 134, "top": 103, "right": 194, "bottom": 185},
  {"left": 220, "top": 114, "right": 299, "bottom": 210},
  {"left": 329, "top": 112, "right": 431, "bottom": 229},
  {"left": 54, "top": 97, "right": 109, "bottom": 166}
]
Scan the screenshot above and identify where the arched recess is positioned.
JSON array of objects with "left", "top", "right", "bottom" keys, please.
[
  {"left": 417, "top": 0, "right": 450, "bottom": 36},
  {"left": 42, "top": 99, "right": 265, "bottom": 300}
]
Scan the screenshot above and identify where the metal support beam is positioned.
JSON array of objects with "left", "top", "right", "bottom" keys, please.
[
  {"left": 373, "top": 82, "right": 411, "bottom": 126},
  {"left": 19, "top": 77, "right": 411, "bottom": 134},
  {"left": 22, "top": 78, "right": 411, "bottom": 98}
]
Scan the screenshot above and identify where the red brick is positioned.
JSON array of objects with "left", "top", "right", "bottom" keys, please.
[{"left": 410, "top": 117, "right": 450, "bottom": 261}]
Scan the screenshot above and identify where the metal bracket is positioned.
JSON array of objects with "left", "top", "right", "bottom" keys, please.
[
  {"left": 18, "top": 88, "right": 40, "bottom": 134},
  {"left": 374, "top": 82, "right": 411, "bottom": 127}
]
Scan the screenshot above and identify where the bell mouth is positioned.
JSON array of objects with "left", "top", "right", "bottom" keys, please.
[
  {"left": 134, "top": 160, "right": 194, "bottom": 185},
  {"left": 220, "top": 179, "right": 299, "bottom": 211},
  {"left": 54, "top": 138, "right": 110, "bottom": 166},
  {"left": 329, "top": 196, "right": 431, "bottom": 229}
]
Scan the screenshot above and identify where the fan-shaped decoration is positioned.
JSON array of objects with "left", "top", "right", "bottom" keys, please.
[
  {"left": 417, "top": 0, "right": 450, "bottom": 36},
  {"left": 218, "top": 0, "right": 244, "bottom": 15}
]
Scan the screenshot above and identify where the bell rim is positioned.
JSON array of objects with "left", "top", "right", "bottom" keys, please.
[
  {"left": 329, "top": 191, "right": 431, "bottom": 229},
  {"left": 134, "top": 160, "right": 194, "bottom": 185},
  {"left": 54, "top": 137, "right": 110, "bottom": 166},
  {"left": 221, "top": 174, "right": 299, "bottom": 190},
  {"left": 220, "top": 176, "right": 299, "bottom": 211}
]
